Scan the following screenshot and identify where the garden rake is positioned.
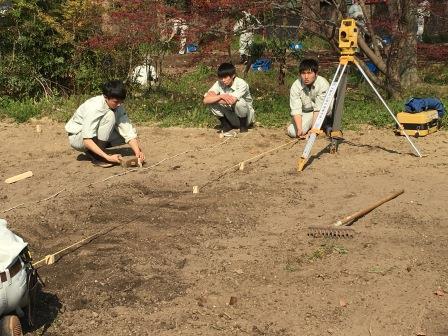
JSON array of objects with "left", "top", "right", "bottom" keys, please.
[{"left": 308, "top": 189, "right": 404, "bottom": 238}]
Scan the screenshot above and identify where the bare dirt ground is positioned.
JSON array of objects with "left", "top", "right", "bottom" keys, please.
[{"left": 1, "top": 121, "right": 447, "bottom": 336}]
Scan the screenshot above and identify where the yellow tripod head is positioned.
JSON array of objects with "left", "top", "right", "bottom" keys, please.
[{"left": 339, "top": 19, "right": 358, "bottom": 56}]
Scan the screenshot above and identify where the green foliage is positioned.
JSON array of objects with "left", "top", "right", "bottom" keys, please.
[
  {"left": 0, "top": 0, "right": 75, "bottom": 98},
  {"left": 0, "top": 95, "right": 84, "bottom": 123},
  {"left": 423, "top": 32, "right": 448, "bottom": 44},
  {"left": 422, "top": 63, "right": 448, "bottom": 86},
  {"left": 300, "top": 33, "right": 332, "bottom": 51},
  {"left": 0, "top": 97, "right": 40, "bottom": 123},
  {"left": 248, "top": 37, "right": 266, "bottom": 61},
  {"left": 164, "top": 0, "right": 190, "bottom": 10},
  {"left": 0, "top": 0, "right": 173, "bottom": 99},
  {"left": 284, "top": 255, "right": 303, "bottom": 272},
  {"left": 0, "top": 61, "right": 447, "bottom": 132},
  {"left": 126, "top": 65, "right": 215, "bottom": 127},
  {"left": 247, "top": 70, "right": 291, "bottom": 127}
]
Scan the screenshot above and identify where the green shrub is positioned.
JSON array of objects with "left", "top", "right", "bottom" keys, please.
[{"left": 0, "top": 98, "right": 40, "bottom": 123}]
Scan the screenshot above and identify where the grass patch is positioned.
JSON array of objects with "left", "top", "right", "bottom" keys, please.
[
  {"left": 284, "top": 243, "right": 348, "bottom": 271},
  {"left": 308, "top": 243, "right": 348, "bottom": 262},
  {"left": 0, "top": 97, "right": 40, "bottom": 123},
  {"left": 367, "top": 265, "right": 397, "bottom": 276},
  {"left": 300, "top": 34, "right": 332, "bottom": 51},
  {"left": 284, "top": 255, "right": 304, "bottom": 272},
  {"left": 0, "top": 62, "right": 447, "bottom": 130}
]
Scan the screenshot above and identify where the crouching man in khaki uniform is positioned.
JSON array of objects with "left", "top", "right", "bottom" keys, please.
[
  {"left": 65, "top": 80, "right": 145, "bottom": 167},
  {"left": 203, "top": 63, "right": 255, "bottom": 136},
  {"left": 287, "top": 59, "right": 330, "bottom": 139}
]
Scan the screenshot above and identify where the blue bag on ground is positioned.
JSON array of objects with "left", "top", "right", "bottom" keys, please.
[
  {"left": 404, "top": 97, "right": 445, "bottom": 118},
  {"left": 251, "top": 58, "right": 271, "bottom": 72}
]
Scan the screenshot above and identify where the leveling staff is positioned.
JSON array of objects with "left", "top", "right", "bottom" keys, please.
[
  {"left": 65, "top": 80, "right": 145, "bottom": 168},
  {"left": 287, "top": 59, "right": 331, "bottom": 139}
]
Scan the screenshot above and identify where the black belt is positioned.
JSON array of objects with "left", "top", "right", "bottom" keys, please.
[{"left": 0, "top": 258, "right": 22, "bottom": 283}]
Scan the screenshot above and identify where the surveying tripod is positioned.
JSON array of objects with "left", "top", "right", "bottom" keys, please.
[{"left": 297, "top": 19, "right": 422, "bottom": 172}]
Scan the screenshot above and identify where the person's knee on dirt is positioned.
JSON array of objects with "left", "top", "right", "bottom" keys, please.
[
  {"left": 287, "top": 58, "right": 331, "bottom": 139},
  {"left": 0, "top": 218, "right": 42, "bottom": 336},
  {"left": 65, "top": 80, "right": 145, "bottom": 167},
  {"left": 203, "top": 63, "right": 255, "bottom": 135}
]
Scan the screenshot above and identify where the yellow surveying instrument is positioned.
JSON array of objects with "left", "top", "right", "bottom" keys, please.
[{"left": 297, "top": 19, "right": 422, "bottom": 172}]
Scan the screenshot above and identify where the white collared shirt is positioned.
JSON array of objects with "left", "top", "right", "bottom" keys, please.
[
  {"left": 0, "top": 219, "right": 27, "bottom": 271},
  {"left": 65, "top": 95, "right": 137, "bottom": 143},
  {"left": 208, "top": 77, "right": 254, "bottom": 111},
  {"left": 290, "top": 75, "right": 330, "bottom": 116}
]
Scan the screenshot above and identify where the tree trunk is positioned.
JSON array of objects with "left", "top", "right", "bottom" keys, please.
[
  {"left": 277, "top": 49, "right": 286, "bottom": 86},
  {"left": 384, "top": 0, "right": 419, "bottom": 97}
]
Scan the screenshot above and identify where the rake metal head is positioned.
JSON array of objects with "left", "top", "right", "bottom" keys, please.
[{"left": 307, "top": 226, "right": 355, "bottom": 238}]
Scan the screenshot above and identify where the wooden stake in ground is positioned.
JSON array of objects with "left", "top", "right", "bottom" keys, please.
[
  {"left": 5, "top": 171, "right": 33, "bottom": 184},
  {"left": 119, "top": 156, "right": 140, "bottom": 168},
  {"left": 33, "top": 224, "right": 121, "bottom": 268}
]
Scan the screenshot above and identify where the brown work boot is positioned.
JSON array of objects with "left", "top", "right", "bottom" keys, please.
[{"left": 0, "top": 315, "right": 23, "bottom": 336}]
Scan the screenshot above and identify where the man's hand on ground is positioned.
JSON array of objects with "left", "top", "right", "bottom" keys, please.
[
  {"left": 296, "top": 128, "right": 306, "bottom": 139},
  {"left": 107, "top": 154, "right": 122, "bottom": 163},
  {"left": 136, "top": 151, "right": 145, "bottom": 164}
]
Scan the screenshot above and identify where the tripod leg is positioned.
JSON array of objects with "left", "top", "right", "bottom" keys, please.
[
  {"left": 297, "top": 63, "right": 348, "bottom": 171},
  {"left": 329, "top": 70, "right": 348, "bottom": 154},
  {"left": 353, "top": 60, "right": 423, "bottom": 157}
]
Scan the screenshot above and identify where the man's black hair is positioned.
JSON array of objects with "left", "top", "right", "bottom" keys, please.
[
  {"left": 217, "top": 63, "right": 236, "bottom": 78},
  {"left": 299, "top": 59, "right": 319, "bottom": 74},
  {"left": 102, "top": 80, "right": 127, "bottom": 100}
]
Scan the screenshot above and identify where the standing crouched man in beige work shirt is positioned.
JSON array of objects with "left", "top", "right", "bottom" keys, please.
[
  {"left": 65, "top": 80, "right": 145, "bottom": 167},
  {"left": 203, "top": 63, "right": 255, "bottom": 136},
  {"left": 287, "top": 59, "right": 330, "bottom": 139}
]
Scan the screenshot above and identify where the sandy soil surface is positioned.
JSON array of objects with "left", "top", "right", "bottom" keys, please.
[{"left": 1, "top": 121, "right": 447, "bottom": 336}]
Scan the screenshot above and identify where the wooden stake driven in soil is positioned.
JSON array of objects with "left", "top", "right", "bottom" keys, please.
[
  {"left": 119, "top": 156, "right": 142, "bottom": 168},
  {"left": 33, "top": 224, "right": 121, "bottom": 267}
]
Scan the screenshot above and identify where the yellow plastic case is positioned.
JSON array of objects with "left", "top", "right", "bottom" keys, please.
[{"left": 395, "top": 110, "right": 440, "bottom": 137}]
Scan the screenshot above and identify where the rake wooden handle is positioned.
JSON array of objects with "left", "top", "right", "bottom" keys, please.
[{"left": 334, "top": 189, "right": 404, "bottom": 227}]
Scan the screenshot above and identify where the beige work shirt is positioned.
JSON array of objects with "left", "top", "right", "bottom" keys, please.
[
  {"left": 290, "top": 75, "right": 330, "bottom": 117},
  {"left": 65, "top": 95, "right": 137, "bottom": 143},
  {"left": 208, "top": 77, "right": 255, "bottom": 113}
]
